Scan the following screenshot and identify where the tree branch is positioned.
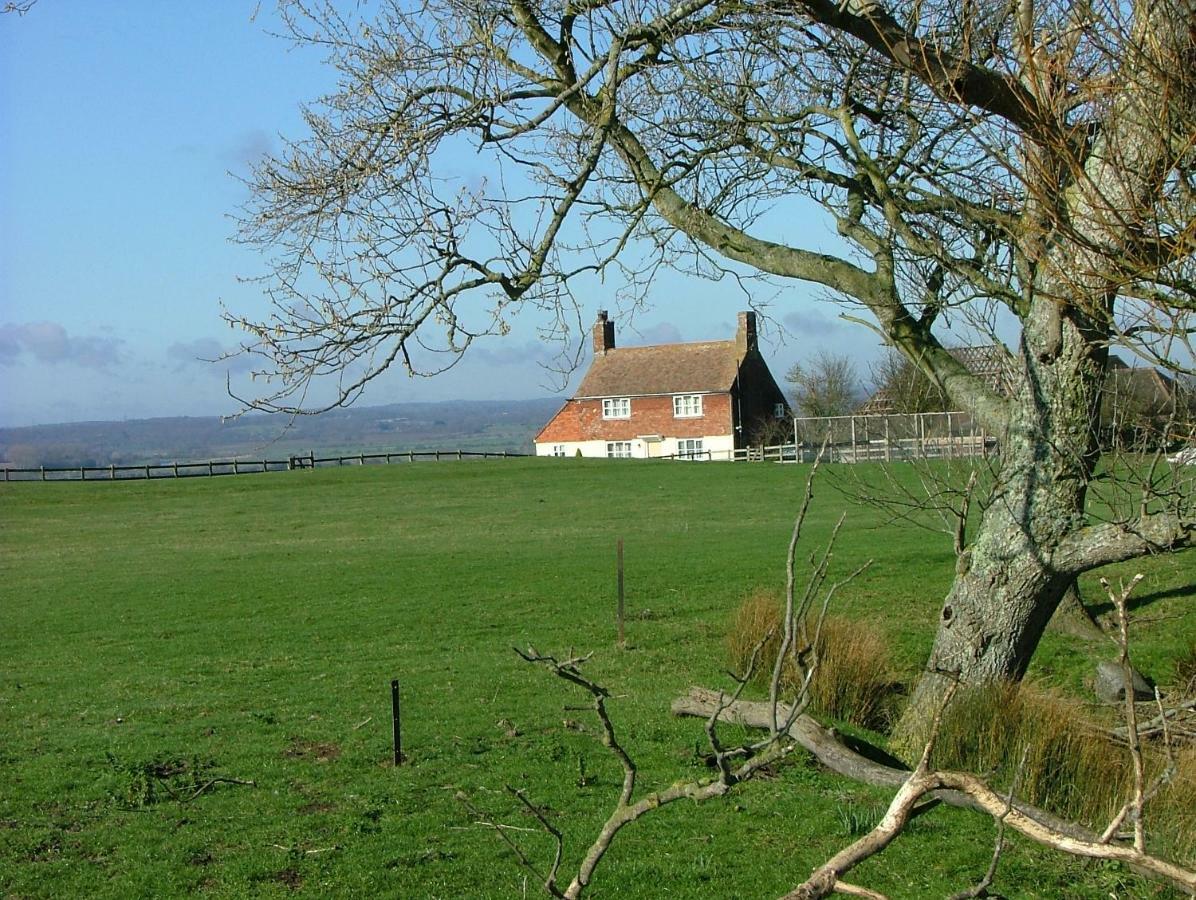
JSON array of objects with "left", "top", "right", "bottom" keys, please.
[{"left": 1050, "top": 512, "right": 1195, "bottom": 577}]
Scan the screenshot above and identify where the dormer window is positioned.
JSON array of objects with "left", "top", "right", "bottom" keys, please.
[
  {"left": 673, "top": 394, "right": 703, "bottom": 418},
  {"left": 602, "top": 397, "right": 631, "bottom": 419}
]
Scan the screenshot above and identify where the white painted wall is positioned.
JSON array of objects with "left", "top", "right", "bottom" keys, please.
[{"left": 535, "top": 433, "right": 736, "bottom": 460}]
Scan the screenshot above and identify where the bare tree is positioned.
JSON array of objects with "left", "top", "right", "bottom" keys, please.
[
  {"left": 786, "top": 350, "right": 862, "bottom": 417},
  {"left": 867, "top": 349, "right": 949, "bottom": 415},
  {"left": 232, "top": 0, "right": 1196, "bottom": 742}
]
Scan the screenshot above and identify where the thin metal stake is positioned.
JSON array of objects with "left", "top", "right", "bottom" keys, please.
[{"left": 391, "top": 679, "right": 403, "bottom": 766}]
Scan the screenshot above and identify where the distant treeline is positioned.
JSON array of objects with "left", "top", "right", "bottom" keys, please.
[{"left": 0, "top": 398, "right": 561, "bottom": 468}]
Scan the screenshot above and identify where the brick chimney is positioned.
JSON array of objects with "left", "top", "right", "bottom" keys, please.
[
  {"left": 736, "top": 311, "right": 757, "bottom": 356},
  {"left": 593, "top": 310, "right": 616, "bottom": 355}
]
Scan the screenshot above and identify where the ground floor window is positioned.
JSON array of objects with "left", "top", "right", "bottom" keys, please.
[
  {"left": 551, "top": 444, "right": 566, "bottom": 457},
  {"left": 677, "top": 438, "right": 704, "bottom": 459},
  {"left": 606, "top": 441, "right": 633, "bottom": 458}
]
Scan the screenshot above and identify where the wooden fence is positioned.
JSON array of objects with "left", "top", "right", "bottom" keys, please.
[{"left": 1, "top": 449, "right": 529, "bottom": 482}]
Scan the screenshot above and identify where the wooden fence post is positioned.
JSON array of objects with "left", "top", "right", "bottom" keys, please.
[
  {"left": 616, "top": 538, "right": 625, "bottom": 648},
  {"left": 80, "top": 466, "right": 86, "bottom": 481}
]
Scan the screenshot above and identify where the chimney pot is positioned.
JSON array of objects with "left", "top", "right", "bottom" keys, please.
[
  {"left": 736, "top": 311, "right": 757, "bottom": 355},
  {"left": 594, "top": 310, "right": 616, "bottom": 355}
]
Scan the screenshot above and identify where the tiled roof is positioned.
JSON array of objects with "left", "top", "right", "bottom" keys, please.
[{"left": 575, "top": 340, "right": 742, "bottom": 398}]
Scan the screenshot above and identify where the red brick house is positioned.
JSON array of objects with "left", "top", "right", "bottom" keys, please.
[{"left": 534, "top": 311, "right": 789, "bottom": 459}]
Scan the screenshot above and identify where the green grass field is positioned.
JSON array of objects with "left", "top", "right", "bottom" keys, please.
[{"left": 2, "top": 460, "right": 1192, "bottom": 898}]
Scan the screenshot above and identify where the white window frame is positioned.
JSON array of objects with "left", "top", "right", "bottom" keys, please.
[
  {"left": 551, "top": 444, "right": 566, "bottom": 457},
  {"left": 676, "top": 438, "right": 704, "bottom": 460},
  {"left": 606, "top": 441, "right": 633, "bottom": 459},
  {"left": 602, "top": 397, "right": 631, "bottom": 419},
  {"left": 774, "top": 403, "right": 787, "bottom": 419},
  {"left": 672, "top": 394, "right": 703, "bottom": 418}
]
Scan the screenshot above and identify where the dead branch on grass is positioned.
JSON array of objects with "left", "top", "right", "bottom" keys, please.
[{"left": 181, "top": 777, "right": 257, "bottom": 803}]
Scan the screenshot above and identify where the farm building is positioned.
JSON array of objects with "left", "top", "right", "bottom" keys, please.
[{"left": 534, "top": 311, "right": 789, "bottom": 460}]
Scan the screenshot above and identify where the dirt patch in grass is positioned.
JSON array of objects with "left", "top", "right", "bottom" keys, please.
[
  {"left": 273, "top": 868, "right": 303, "bottom": 890},
  {"left": 297, "top": 801, "right": 335, "bottom": 815},
  {"left": 284, "top": 739, "right": 341, "bottom": 762}
]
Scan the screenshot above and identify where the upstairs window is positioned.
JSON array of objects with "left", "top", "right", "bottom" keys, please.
[
  {"left": 602, "top": 397, "right": 631, "bottom": 419},
  {"left": 774, "top": 403, "right": 787, "bottom": 419},
  {"left": 673, "top": 394, "right": 703, "bottom": 418}
]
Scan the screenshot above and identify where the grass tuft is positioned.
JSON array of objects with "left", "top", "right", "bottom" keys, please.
[
  {"left": 1172, "top": 639, "right": 1196, "bottom": 697},
  {"left": 930, "top": 680, "right": 1196, "bottom": 863},
  {"left": 726, "top": 589, "right": 896, "bottom": 730}
]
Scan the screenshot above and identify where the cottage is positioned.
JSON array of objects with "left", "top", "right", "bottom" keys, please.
[{"left": 534, "top": 311, "right": 789, "bottom": 460}]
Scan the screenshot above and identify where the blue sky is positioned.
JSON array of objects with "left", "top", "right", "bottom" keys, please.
[{"left": 0, "top": 2, "right": 880, "bottom": 427}]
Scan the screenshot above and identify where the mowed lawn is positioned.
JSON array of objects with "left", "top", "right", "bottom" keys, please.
[{"left": 2, "top": 459, "right": 1192, "bottom": 898}]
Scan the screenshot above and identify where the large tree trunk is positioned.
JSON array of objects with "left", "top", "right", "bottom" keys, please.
[
  {"left": 894, "top": 297, "right": 1107, "bottom": 751},
  {"left": 894, "top": 1, "right": 1196, "bottom": 749}
]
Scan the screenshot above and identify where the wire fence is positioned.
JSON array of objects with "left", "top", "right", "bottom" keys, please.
[{"left": 1, "top": 449, "right": 530, "bottom": 482}]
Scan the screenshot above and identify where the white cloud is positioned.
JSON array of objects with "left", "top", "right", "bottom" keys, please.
[
  {"left": 166, "top": 338, "right": 257, "bottom": 375},
  {"left": 0, "top": 322, "right": 122, "bottom": 368}
]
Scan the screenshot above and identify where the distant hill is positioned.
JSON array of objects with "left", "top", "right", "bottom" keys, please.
[{"left": 0, "top": 398, "right": 563, "bottom": 468}]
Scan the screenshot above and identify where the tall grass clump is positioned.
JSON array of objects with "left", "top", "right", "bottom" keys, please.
[
  {"left": 726, "top": 589, "right": 896, "bottom": 731},
  {"left": 1173, "top": 639, "right": 1196, "bottom": 696},
  {"left": 929, "top": 680, "right": 1196, "bottom": 863}
]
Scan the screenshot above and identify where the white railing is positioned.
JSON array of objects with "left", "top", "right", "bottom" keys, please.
[{"left": 790, "top": 411, "right": 998, "bottom": 463}]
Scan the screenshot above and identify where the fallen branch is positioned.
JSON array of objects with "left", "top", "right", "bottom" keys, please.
[
  {"left": 179, "top": 776, "right": 256, "bottom": 803},
  {"left": 1107, "top": 697, "right": 1196, "bottom": 741},
  {"left": 782, "top": 767, "right": 1196, "bottom": 898},
  {"left": 671, "top": 688, "right": 1175, "bottom": 856},
  {"left": 270, "top": 843, "right": 341, "bottom": 855}
]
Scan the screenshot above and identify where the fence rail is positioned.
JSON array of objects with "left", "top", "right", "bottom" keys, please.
[{"left": 2, "top": 449, "right": 529, "bottom": 482}]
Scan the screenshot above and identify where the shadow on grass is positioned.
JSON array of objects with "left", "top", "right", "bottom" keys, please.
[{"left": 1087, "top": 583, "right": 1196, "bottom": 618}]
